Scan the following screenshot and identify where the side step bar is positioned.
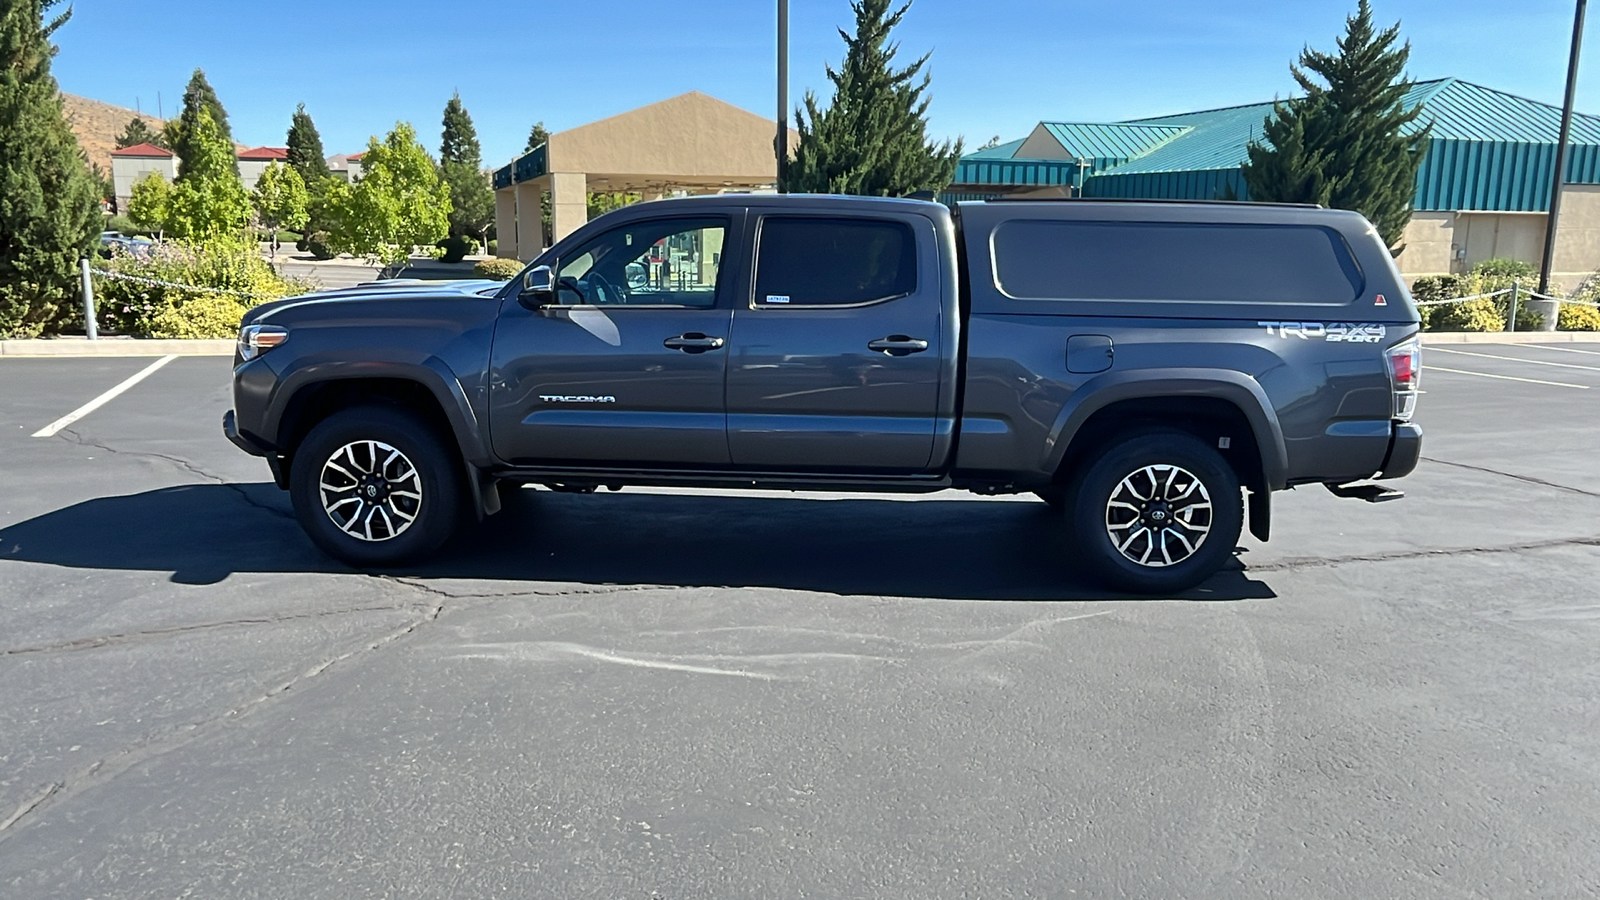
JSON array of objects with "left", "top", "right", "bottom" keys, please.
[{"left": 1325, "top": 482, "right": 1405, "bottom": 503}]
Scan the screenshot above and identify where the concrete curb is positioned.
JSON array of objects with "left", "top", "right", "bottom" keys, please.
[
  {"left": 1418, "top": 331, "right": 1600, "bottom": 344},
  {"left": 0, "top": 339, "right": 234, "bottom": 357}
]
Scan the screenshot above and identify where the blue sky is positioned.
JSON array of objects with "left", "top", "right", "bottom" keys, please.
[{"left": 52, "top": 0, "right": 1600, "bottom": 166}]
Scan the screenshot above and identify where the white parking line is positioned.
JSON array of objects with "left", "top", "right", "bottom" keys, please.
[
  {"left": 1428, "top": 346, "right": 1600, "bottom": 372},
  {"left": 31, "top": 355, "right": 179, "bottom": 438},
  {"left": 1428, "top": 365, "right": 1590, "bottom": 389},
  {"left": 1523, "top": 344, "right": 1600, "bottom": 357}
]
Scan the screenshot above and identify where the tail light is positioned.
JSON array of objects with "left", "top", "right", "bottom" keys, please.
[{"left": 1387, "top": 338, "right": 1419, "bottom": 421}]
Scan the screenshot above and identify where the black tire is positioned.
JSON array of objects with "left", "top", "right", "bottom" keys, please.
[
  {"left": 1067, "top": 429, "right": 1243, "bottom": 595},
  {"left": 289, "top": 405, "right": 464, "bottom": 567}
]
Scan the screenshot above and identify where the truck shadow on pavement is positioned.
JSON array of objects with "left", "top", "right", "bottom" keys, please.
[{"left": 0, "top": 484, "right": 1276, "bottom": 602}]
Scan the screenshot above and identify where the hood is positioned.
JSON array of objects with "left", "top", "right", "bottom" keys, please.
[{"left": 245, "top": 278, "right": 506, "bottom": 326}]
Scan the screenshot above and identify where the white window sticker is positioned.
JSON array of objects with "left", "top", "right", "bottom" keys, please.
[{"left": 765, "top": 294, "right": 791, "bottom": 304}]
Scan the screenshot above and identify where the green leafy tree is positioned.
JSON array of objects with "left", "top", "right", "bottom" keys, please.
[
  {"left": 524, "top": 121, "right": 548, "bottom": 153},
  {"left": 251, "top": 161, "right": 309, "bottom": 252},
  {"left": 784, "top": 0, "right": 962, "bottom": 196},
  {"left": 324, "top": 122, "right": 451, "bottom": 275},
  {"left": 165, "top": 106, "right": 251, "bottom": 240},
  {"left": 1241, "top": 0, "right": 1428, "bottom": 252},
  {"left": 587, "top": 191, "right": 638, "bottom": 220},
  {"left": 126, "top": 172, "right": 171, "bottom": 235},
  {"left": 0, "top": 0, "right": 101, "bottom": 337},
  {"left": 163, "top": 68, "right": 235, "bottom": 176},
  {"left": 439, "top": 92, "right": 492, "bottom": 245},
  {"left": 285, "top": 102, "right": 328, "bottom": 183},
  {"left": 115, "top": 115, "right": 162, "bottom": 149},
  {"left": 89, "top": 162, "right": 114, "bottom": 208}
]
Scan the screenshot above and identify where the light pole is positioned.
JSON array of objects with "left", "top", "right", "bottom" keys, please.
[
  {"left": 777, "top": 0, "right": 789, "bottom": 192},
  {"left": 1540, "top": 0, "right": 1587, "bottom": 296}
]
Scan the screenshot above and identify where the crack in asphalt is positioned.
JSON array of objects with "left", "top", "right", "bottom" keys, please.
[
  {"left": 378, "top": 574, "right": 691, "bottom": 601},
  {"left": 55, "top": 428, "right": 295, "bottom": 521},
  {"left": 1421, "top": 455, "right": 1600, "bottom": 500},
  {"left": 0, "top": 597, "right": 447, "bottom": 844},
  {"left": 0, "top": 602, "right": 437, "bottom": 658},
  {"left": 1253, "top": 533, "right": 1600, "bottom": 573}
]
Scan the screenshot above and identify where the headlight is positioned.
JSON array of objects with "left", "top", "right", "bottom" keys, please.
[{"left": 238, "top": 324, "right": 288, "bottom": 361}]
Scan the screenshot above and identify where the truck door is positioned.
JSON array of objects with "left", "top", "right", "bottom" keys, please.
[
  {"left": 488, "top": 214, "right": 739, "bottom": 466},
  {"left": 725, "top": 212, "right": 945, "bottom": 473}
]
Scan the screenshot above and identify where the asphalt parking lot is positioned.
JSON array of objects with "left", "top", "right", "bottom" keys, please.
[{"left": 2, "top": 343, "right": 1598, "bottom": 897}]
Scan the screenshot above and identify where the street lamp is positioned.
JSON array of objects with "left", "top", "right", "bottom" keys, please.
[
  {"left": 777, "top": 0, "right": 789, "bottom": 192},
  {"left": 1540, "top": 0, "right": 1588, "bottom": 296}
]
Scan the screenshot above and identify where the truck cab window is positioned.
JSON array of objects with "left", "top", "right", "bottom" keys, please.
[
  {"left": 556, "top": 217, "right": 727, "bottom": 308},
  {"left": 754, "top": 217, "right": 917, "bottom": 307}
]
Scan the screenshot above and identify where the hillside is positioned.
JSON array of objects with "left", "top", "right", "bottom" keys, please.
[{"left": 63, "top": 93, "right": 163, "bottom": 174}]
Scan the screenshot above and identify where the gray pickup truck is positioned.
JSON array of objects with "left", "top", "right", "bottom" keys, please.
[{"left": 225, "top": 195, "right": 1422, "bottom": 593}]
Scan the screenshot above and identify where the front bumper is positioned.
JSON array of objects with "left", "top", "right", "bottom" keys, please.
[
  {"left": 223, "top": 409, "right": 270, "bottom": 456},
  {"left": 1379, "top": 422, "right": 1423, "bottom": 479}
]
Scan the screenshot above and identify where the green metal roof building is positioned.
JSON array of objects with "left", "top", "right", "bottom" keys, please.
[{"left": 948, "top": 79, "right": 1600, "bottom": 281}]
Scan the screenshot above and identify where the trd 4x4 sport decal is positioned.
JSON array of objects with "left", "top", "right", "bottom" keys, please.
[{"left": 1258, "top": 322, "right": 1387, "bottom": 343}]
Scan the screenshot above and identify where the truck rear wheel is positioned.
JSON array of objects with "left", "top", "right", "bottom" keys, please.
[
  {"left": 1067, "top": 430, "right": 1243, "bottom": 594},
  {"left": 289, "top": 405, "right": 463, "bottom": 567}
]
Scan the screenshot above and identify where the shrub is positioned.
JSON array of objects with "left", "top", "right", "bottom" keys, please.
[
  {"left": 92, "top": 237, "right": 317, "bottom": 338},
  {"left": 473, "top": 258, "right": 523, "bottom": 281},
  {"left": 1558, "top": 303, "right": 1600, "bottom": 331},
  {"left": 1411, "top": 269, "right": 1542, "bottom": 331},
  {"left": 487, "top": 239, "right": 498, "bottom": 256},
  {"left": 1429, "top": 297, "right": 1504, "bottom": 332},
  {"left": 306, "top": 231, "right": 335, "bottom": 260},
  {"left": 437, "top": 234, "right": 473, "bottom": 264},
  {"left": 1471, "top": 257, "right": 1536, "bottom": 280},
  {"left": 145, "top": 293, "right": 251, "bottom": 339}
]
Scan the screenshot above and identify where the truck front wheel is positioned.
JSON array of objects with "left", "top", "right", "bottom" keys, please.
[
  {"left": 289, "top": 405, "right": 464, "bottom": 567},
  {"left": 1068, "top": 430, "right": 1243, "bottom": 594}
]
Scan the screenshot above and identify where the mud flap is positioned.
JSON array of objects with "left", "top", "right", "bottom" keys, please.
[{"left": 1248, "top": 488, "right": 1270, "bottom": 542}]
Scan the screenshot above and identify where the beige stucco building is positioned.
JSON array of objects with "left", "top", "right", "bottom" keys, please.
[
  {"left": 109, "top": 142, "right": 178, "bottom": 212},
  {"left": 492, "top": 92, "right": 786, "bottom": 261}
]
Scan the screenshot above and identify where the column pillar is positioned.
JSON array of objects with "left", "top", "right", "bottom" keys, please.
[
  {"left": 550, "top": 172, "right": 588, "bottom": 244},
  {"left": 514, "top": 179, "right": 544, "bottom": 262},
  {"left": 494, "top": 189, "right": 517, "bottom": 259}
]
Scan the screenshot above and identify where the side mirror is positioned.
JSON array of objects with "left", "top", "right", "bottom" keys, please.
[{"left": 518, "top": 265, "right": 555, "bottom": 309}]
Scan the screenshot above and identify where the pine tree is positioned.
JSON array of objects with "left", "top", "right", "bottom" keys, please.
[
  {"left": 784, "top": 0, "right": 961, "bottom": 196},
  {"left": 115, "top": 114, "right": 161, "bottom": 149},
  {"left": 440, "top": 92, "right": 491, "bottom": 242},
  {"left": 1242, "top": 0, "right": 1427, "bottom": 252},
  {"left": 165, "top": 106, "right": 250, "bottom": 241},
  {"left": 163, "top": 68, "right": 235, "bottom": 176},
  {"left": 0, "top": 0, "right": 100, "bottom": 337},
  {"left": 524, "top": 121, "right": 548, "bottom": 153},
  {"left": 285, "top": 103, "right": 328, "bottom": 183}
]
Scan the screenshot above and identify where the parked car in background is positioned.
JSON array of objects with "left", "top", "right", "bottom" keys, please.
[{"left": 98, "top": 231, "right": 153, "bottom": 260}]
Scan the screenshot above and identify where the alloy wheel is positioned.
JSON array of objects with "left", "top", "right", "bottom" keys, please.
[
  {"left": 1104, "top": 464, "right": 1214, "bottom": 568},
  {"left": 318, "top": 440, "right": 423, "bottom": 542}
]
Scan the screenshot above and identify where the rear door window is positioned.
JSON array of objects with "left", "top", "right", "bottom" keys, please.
[
  {"left": 991, "top": 220, "right": 1364, "bottom": 306},
  {"left": 753, "top": 217, "right": 917, "bottom": 307}
]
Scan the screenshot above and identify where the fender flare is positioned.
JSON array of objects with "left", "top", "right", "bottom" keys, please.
[
  {"left": 1041, "top": 367, "right": 1289, "bottom": 491},
  {"left": 265, "top": 355, "right": 491, "bottom": 469}
]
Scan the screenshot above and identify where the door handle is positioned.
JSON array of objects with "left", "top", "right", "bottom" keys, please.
[
  {"left": 867, "top": 335, "right": 930, "bottom": 357},
  {"left": 663, "top": 333, "right": 726, "bottom": 353}
]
